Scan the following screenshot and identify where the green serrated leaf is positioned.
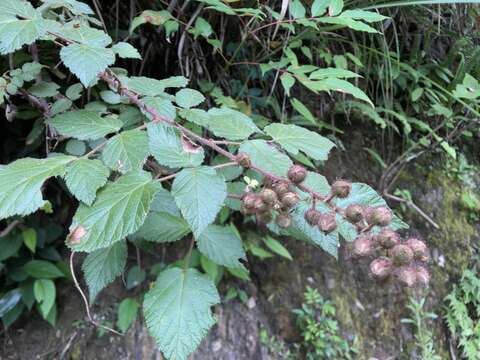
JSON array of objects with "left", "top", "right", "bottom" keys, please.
[
  {"left": 0, "top": 156, "right": 74, "bottom": 219},
  {"left": 60, "top": 44, "right": 115, "bottom": 87},
  {"left": 147, "top": 123, "right": 204, "bottom": 168},
  {"left": 136, "top": 212, "right": 190, "bottom": 242},
  {"left": 126, "top": 76, "right": 188, "bottom": 96},
  {"left": 48, "top": 110, "right": 123, "bottom": 140},
  {"left": 69, "top": 170, "right": 161, "bottom": 252},
  {"left": 265, "top": 123, "right": 335, "bottom": 161},
  {"left": 239, "top": 140, "right": 292, "bottom": 177},
  {"left": 112, "top": 42, "right": 141, "bottom": 59},
  {"left": 82, "top": 240, "right": 127, "bottom": 302},
  {"left": 144, "top": 267, "right": 220, "bottom": 360},
  {"left": 101, "top": 129, "right": 150, "bottom": 173},
  {"left": 197, "top": 225, "right": 246, "bottom": 267},
  {"left": 175, "top": 88, "right": 205, "bottom": 109},
  {"left": 206, "top": 108, "right": 260, "bottom": 140},
  {"left": 172, "top": 166, "right": 227, "bottom": 238},
  {"left": 64, "top": 159, "right": 109, "bottom": 205}
]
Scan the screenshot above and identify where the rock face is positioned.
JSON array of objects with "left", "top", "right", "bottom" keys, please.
[{"left": 1, "top": 132, "right": 478, "bottom": 360}]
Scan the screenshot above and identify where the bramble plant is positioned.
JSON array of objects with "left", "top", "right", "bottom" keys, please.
[{"left": 0, "top": 1, "right": 433, "bottom": 359}]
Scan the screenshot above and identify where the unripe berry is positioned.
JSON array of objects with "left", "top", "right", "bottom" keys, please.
[
  {"left": 304, "top": 209, "right": 321, "bottom": 226},
  {"left": 236, "top": 152, "right": 251, "bottom": 168},
  {"left": 256, "top": 211, "right": 273, "bottom": 224},
  {"left": 242, "top": 193, "right": 257, "bottom": 209},
  {"left": 414, "top": 266, "right": 430, "bottom": 286},
  {"left": 276, "top": 214, "right": 292, "bottom": 229},
  {"left": 365, "top": 206, "right": 392, "bottom": 227},
  {"left": 404, "top": 238, "right": 427, "bottom": 260},
  {"left": 272, "top": 181, "right": 290, "bottom": 196},
  {"left": 318, "top": 212, "right": 337, "bottom": 234},
  {"left": 390, "top": 244, "right": 414, "bottom": 266},
  {"left": 345, "top": 204, "right": 364, "bottom": 223},
  {"left": 331, "top": 179, "right": 352, "bottom": 198},
  {"left": 396, "top": 266, "right": 417, "bottom": 287},
  {"left": 351, "top": 236, "right": 374, "bottom": 258},
  {"left": 377, "top": 228, "right": 400, "bottom": 249},
  {"left": 287, "top": 165, "right": 307, "bottom": 184},
  {"left": 240, "top": 204, "right": 256, "bottom": 215},
  {"left": 370, "top": 257, "right": 393, "bottom": 280},
  {"left": 260, "top": 188, "right": 277, "bottom": 205},
  {"left": 253, "top": 197, "right": 268, "bottom": 212},
  {"left": 281, "top": 192, "right": 299, "bottom": 208}
]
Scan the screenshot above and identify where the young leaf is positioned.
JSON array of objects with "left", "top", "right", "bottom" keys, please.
[
  {"left": 0, "top": 156, "right": 74, "bottom": 219},
  {"left": 60, "top": 44, "right": 115, "bottom": 87},
  {"left": 171, "top": 166, "right": 227, "bottom": 238},
  {"left": 64, "top": 159, "right": 109, "bottom": 205},
  {"left": 206, "top": 108, "right": 260, "bottom": 140},
  {"left": 82, "top": 240, "right": 127, "bottom": 302},
  {"left": 68, "top": 170, "right": 161, "bottom": 252},
  {"left": 33, "top": 279, "right": 55, "bottom": 317},
  {"left": 143, "top": 267, "right": 220, "bottom": 360},
  {"left": 48, "top": 110, "right": 123, "bottom": 140},
  {"left": 197, "top": 225, "right": 246, "bottom": 268},
  {"left": 117, "top": 298, "right": 139, "bottom": 333},
  {"left": 290, "top": 0, "right": 306, "bottom": 18},
  {"left": 101, "top": 129, "right": 150, "bottom": 173},
  {"left": 319, "top": 77, "right": 373, "bottom": 106},
  {"left": 136, "top": 212, "right": 190, "bottom": 243},
  {"left": 239, "top": 140, "right": 293, "bottom": 177},
  {"left": 263, "top": 236, "right": 293, "bottom": 260},
  {"left": 22, "top": 228, "right": 37, "bottom": 253},
  {"left": 0, "top": 0, "right": 56, "bottom": 55},
  {"left": 339, "top": 10, "right": 389, "bottom": 23},
  {"left": 112, "top": 42, "right": 141, "bottom": 59},
  {"left": 280, "top": 73, "right": 295, "bottom": 96},
  {"left": 147, "top": 123, "right": 204, "bottom": 168},
  {"left": 311, "top": 0, "right": 328, "bottom": 17},
  {"left": 264, "top": 123, "right": 335, "bottom": 161},
  {"left": 175, "top": 88, "right": 205, "bottom": 109}
]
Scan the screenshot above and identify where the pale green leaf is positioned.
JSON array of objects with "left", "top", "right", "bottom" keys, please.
[
  {"left": 317, "top": 16, "right": 378, "bottom": 33},
  {"left": 291, "top": 98, "right": 316, "bottom": 123},
  {"left": 175, "top": 88, "right": 205, "bottom": 109},
  {"left": 33, "top": 279, "right": 55, "bottom": 317},
  {"left": 48, "top": 110, "right": 123, "bottom": 140},
  {"left": 311, "top": 0, "right": 328, "bottom": 16},
  {"left": 263, "top": 236, "right": 292, "bottom": 260},
  {"left": 179, "top": 108, "right": 210, "bottom": 127},
  {"left": 144, "top": 267, "right": 220, "bottom": 360},
  {"left": 126, "top": 76, "right": 188, "bottom": 96},
  {"left": 136, "top": 212, "right": 190, "bottom": 243},
  {"left": 206, "top": 108, "right": 260, "bottom": 140},
  {"left": 23, "top": 260, "right": 65, "bottom": 279},
  {"left": 197, "top": 225, "right": 246, "bottom": 267},
  {"left": 319, "top": 77, "right": 373, "bottom": 106},
  {"left": 60, "top": 23, "right": 112, "bottom": 47},
  {"left": 290, "top": 0, "right": 306, "bottom": 18},
  {"left": 60, "top": 44, "right": 115, "bottom": 86},
  {"left": 22, "top": 228, "right": 37, "bottom": 253},
  {"left": 69, "top": 170, "right": 161, "bottom": 252},
  {"left": 82, "top": 240, "right": 127, "bottom": 301},
  {"left": 0, "top": 1, "right": 56, "bottom": 55},
  {"left": 339, "top": 10, "right": 389, "bottom": 23},
  {"left": 280, "top": 73, "right": 295, "bottom": 96},
  {"left": 239, "top": 140, "right": 292, "bottom": 177},
  {"left": 112, "top": 42, "right": 141, "bottom": 59},
  {"left": 28, "top": 82, "right": 59, "bottom": 97},
  {"left": 142, "top": 96, "right": 176, "bottom": 120},
  {"left": 64, "top": 159, "right": 109, "bottom": 205},
  {"left": 117, "top": 298, "right": 139, "bottom": 333},
  {"left": 101, "top": 129, "right": 150, "bottom": 173},
  {"left": 147, "top": 123, "right": 204, "bottom": 168},
  {"left": 309, "top": 67, "right": 360, "bottom": 80},
  {"left": 172, "top": 166, "right": 227, "bottom": 237},
  {"left": 265, "top": 123, "right": 335, "bottom": 161},
  {"left": 0, "top": 156, "right": 74, "bottom": 219},
  {"left": 150, "top": 188, "right": 181, "bottom": 216}
]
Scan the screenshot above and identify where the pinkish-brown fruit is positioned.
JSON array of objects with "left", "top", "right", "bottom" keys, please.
[
  {"left": 281, "top": 192, "right": 299, "bottom": 208},
  {"left": 396, "top": 266, "right": 417, "bottom": 287},
  {"left": 256, "top": 211, "right": 273, "bottom": 224},
  {"left": 287, "top": 165, "right": 307, "bottom": 184},
  {"left": 304, "top": 209, "right": 321, "bottom": 226},
  {"left": 272, "top": 181, "right": 290, "bottom": 196},
  {"left": 390, "top": 244, "right": 414, "bottom": 266},
  {"left": 351, "top": 236, "right": 374, "bottom": 258},
  {"left": 365, "top": 206, "right": 393, "bottom": 227},
  {"left": 345, "top": 204, "right": 364, "bottom": 223},
  {"left": 318, "top": 213, "right": 337, "bottom": 234},
  {"left": 253, "top": 197, "right": 268, "bottom": 212},
  {"left": 370, "top": 257, "right": 393, "bottom": 280},
  {"left": 377, "top": 228, "right": 400, "bottom": 249},
  {"left": 404, "top": 238, "right": 428, "bottom": 260},
  {"left": 276, "top": 214, "right": 292, "bottom": 229},
  {"left": 236, "top": 152, "right": 251, "bottom": 168},
  {"left": 331, "top": 179, "right": 352, "bottom": 198},
  {"left": 260, "top": 188, "right": 278, "bottom": 205},
  {"left": 242, "top": 193, "right": 257, "bottom": 209},
  {"left": 414, "top": 266, "right": 430, "bottom": 286}
]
